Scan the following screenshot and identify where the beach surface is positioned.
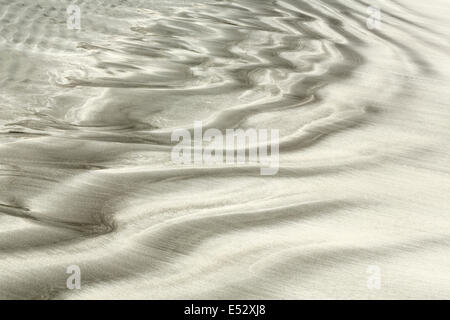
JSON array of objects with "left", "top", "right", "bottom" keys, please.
[{"left": 0, "top": 0, "right": 449, "bottom": 299}]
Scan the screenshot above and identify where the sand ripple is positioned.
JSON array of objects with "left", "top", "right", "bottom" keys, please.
[{"left": 0, "top": 0, "right": 449, "bottom": 299}]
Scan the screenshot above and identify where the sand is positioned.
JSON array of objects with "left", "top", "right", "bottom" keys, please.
[{"left": 0, "top": 0, "right": 449, "bottom": 299}]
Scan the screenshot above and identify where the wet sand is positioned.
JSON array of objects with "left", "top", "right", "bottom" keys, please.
[{"left": 0, "top": 0, "right": 449, "bottom": 299}]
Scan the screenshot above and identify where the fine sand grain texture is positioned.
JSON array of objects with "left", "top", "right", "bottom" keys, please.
[{"left": 0, "top": 0, "right": 449, "bottom": 299}]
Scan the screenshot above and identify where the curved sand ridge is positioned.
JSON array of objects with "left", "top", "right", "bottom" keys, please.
[{"left": 0, "top": 0, "right": 449, "bottom": 299}]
